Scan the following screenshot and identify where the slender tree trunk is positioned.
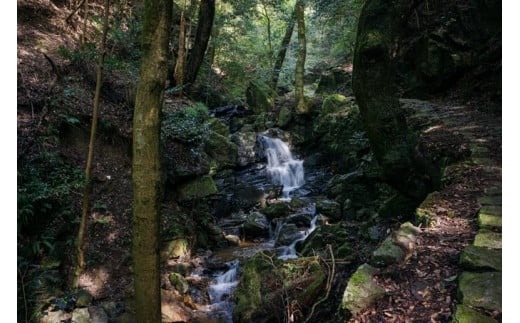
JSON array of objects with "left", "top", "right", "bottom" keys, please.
[
  {"left": 295, "top": 0, "right": 307, "bottom": 114},
  {"left": 261, "top": 2, "right": 273, "bottom": 58},
  {"left": 73, "top": 0, "right": 110, "bottom": 288},
  {"left": 174, "top": 10, "right": 186, "bottom": 88},
  {"left": 184, "top": 0, "right": 215, "bottom": 87},
  {"left": 132, "top": 0, "right": 171, "bottom": 321},
  {"left": 80, "top": 0, "right": 89, "bottom": 45},
  {"left": 271, "top": 8, "right": 296, "bottom": 89}
]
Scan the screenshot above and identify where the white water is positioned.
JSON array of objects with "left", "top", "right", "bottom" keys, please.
[
  {"left": 261, "top": 136, "right": 305, "bottom": 198},
  {"left": 277, "top": 213, "right": 318, "bottom": 260},
  {"left": 206, "top": 261, "right": 240, "bottom": 322}
]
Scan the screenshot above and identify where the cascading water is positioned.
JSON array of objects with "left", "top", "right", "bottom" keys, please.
[
  {"left": 261, "top": 136, "right": 305, "bottom": 198},
  {"left": 207, "top": 261, "right": 240, "bottom": 322}
]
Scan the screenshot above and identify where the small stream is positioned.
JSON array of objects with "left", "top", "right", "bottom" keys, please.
[{"left": 200, "top": 134, "right": 321, "bottom": 322}]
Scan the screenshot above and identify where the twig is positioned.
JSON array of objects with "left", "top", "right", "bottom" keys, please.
[
  {"left": 17, "top": 265, "right": 29, "bottom": 323},
  {"left": 66, "top": 0, "right": 87, "bottom": 24},
  {"left": 303, "top": 244, "right": 336, "bottom": 323}
]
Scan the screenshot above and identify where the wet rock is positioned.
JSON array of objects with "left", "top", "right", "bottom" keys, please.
[
  {"left": 286, "top": 212, "right": 313, "bottom": 227},
  {"left": 341, "top": 263, "right": 385, "bottom": 315},
  {"left": 224, "top": 234, "right": 240, "bottom": 246},
  {"left": 241, "top": 211, "right": 270, "bottom": 239},
  {"left": 459, "top": 245, "right": 501, "bottom": 271},
  {"left": 370, "top": 237, "right": 405, "bottom": 268},
  {"left": 458, "top": 271, "right": 502, "bottom": 311},
  {"left": 274, "top": 223, "right": 303, "bottom": 247},
  {"left": 261, "top": 203, "right": 290, "bottom": 220},
  {"left": 300, "top": 224, "right": 349, "bottom": 258},
  {"left": 204, "top": 132, "right": 238, "bottom": 170}
]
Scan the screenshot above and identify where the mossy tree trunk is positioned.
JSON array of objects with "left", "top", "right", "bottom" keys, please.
[
  {"left": 173, "top": 9, "right": 186, "bottom": 88},
  {"left": 73, "top": 0, "right": 110, "bottom": 288},
  {"left": 271, "top": 7, "right": 296, "bottom": 89},
  {"left": 184, "top": 0, "right": 215, "bottom": 87},
  {"left": 353, "top": 0, "right": 436, "bottom": 200},
  {"left": 132, "top": 0, "right": 171, "bottom": 321},
  {"left": 294, "top": 0, "right": 307, "bottom": 114}
]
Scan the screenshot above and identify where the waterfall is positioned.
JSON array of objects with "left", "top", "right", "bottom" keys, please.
[
  {"left": 261, "top": 136, "right": 305, "bottom": 198},
  {"left": 277, "top": 214, "right": 318, "bottom": 260},
  {"left": 207, "top": 261, "right": 240, "bottom": 322}
]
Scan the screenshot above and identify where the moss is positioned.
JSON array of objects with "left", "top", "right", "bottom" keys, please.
[
  {"left": 452, "top": 305, "right": 495, "bottom": 323},
  {"left": 207, "top": 118, "right": 229, "bottom": 137},
  {"left": 261, "top": 203, "right": 291, "bottom": 220},
  {"left": 458, "top": 271, "right": 502, "bottom": 311},
  {"left": 478, "top": 213, "right": 501, "bottom": 230},
  {"left": 176, "top": 175, "right": 217, "bottom": 201},
  {"left": 341, "top": 263, "right": 384, "bottom": 315},
  {"left": 459, "top": 245, "right": 501, "bottom": 271},
  {"left": 320, "top": 94, "right": 350, "bottom": 116},
  {"left": 277, "top": 106, "right": 293, "bottom": 128},
  {"left": 370, "top": 237, "right": 405, "bottom": 268},
  {"left": 245, "top": 80, "right": 278, "bottom": 115},
  {"left": 204, "top": 132, "right": 238, "bottom": 170},
  {"left": 473, "top": 231, "right": 502, "bottom": 249}
]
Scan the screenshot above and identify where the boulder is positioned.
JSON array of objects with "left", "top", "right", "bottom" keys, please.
[
  {"left": 75, "top": 289, "right": 93, "bottom": 307},
  {"left": 459, "top": 245, "right": 501, "bottom": 271},
  {"left": 277, "top": 106, "right": 293, "bottom": 128},
  {"left": 274, "top": 223, "right": 303, "bottom": 247},
  {"left": 231, "top": 131, "right": 258, "bottom": 167},
  {"left": 316, "top": 66, "right": 353, "bottom": 95},
  {"left": 370, "top": 237, "right": 405, "bottom": 268},
  {"left": 261, "top": 203, "right": 291, "bottom": 220},
  {"left": 300, "top": 224, "right": 350, "bottom": 258},
  {"left": 204, "top": 132, "right": 238, "bottom": 170},
  {"left": 169, "top": 273, "right": 189, "bottom": 294},
  {"left": 452, "top": 305, "right": 495, "bottom": 323},
  {"left": 473, "top": 231, "right": 502, "bottom": 249},
  {"left": 207, "top": 118, "right": 229, "bottom": 136},
  {"left": 71, "top": 308, "right": 90, "bottom": 323},
  {"left": 161, "top": 289, "right": 193, "bottom": 322},
  {"left": 176, "top": 175, "right": 217, "bottom": 201},
  {"left": 161, "top": 239, "right": 190, "bottom": 260},
  {"left": 320, "top": 94, "right": 352, "bottom": 116},
  {"left": 457, "top": 271, "right": 502, "bottom": 311},
  {"left": 316, "top": 199, "right": 342, "bottom": 222},
  {"left": 341, "top": 263, "right": 385, "bottom": 315},
  {"left": 241, "top": 211, "right": 270, "bottom": 239}
]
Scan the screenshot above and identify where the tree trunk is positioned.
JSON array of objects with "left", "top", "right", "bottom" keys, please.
[
  {"left": 174, "top": 10, "right": 186, "bottom": 88},
  {"left": 295, "top": 0, "right": 307, "bottom": 114},
  {"left": 72, "top": 0, "right": 110, "bottom": 289},
  {"left": 80, "top": 0, "right": 89, "bottom": 45},
  {"left": 184, "top": 0, "right": 215, "bottom": 87},
  {"left": 261, "top": 2, "right": 273, "bottom": 57},
  {"left": 271, "top": 8, "right": 296, "bottom": 89},
  {"left": 132, "top": 0, "right": 171, "bottom": 321}
]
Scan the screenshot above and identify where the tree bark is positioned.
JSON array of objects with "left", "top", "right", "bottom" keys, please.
[
  {"left": 73, "top": 0, "right": 110, "bottom": 288},
  {"left": 174, "top": 10, "right": 187, "bottom": 88},
  {"left": 80, "top": 0, "right": 89, "bottom": 45},
  {"left": 184, "top": 0, "right": 215, "bottom": 87},
  {"left": 132, "top": 0, "right": 171, "bottom": 321},
  {"left": 271, "top": 8, "right": 296, "bottom": 89},
  {"left": 294, "top": 0, "right": 307, "bottom": 114}
]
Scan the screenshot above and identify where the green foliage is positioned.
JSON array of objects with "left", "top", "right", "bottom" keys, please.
[{"left": 161, "top": 103, "right": 210, "bottom": 143}]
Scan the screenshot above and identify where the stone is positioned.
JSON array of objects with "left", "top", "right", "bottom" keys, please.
[
  {"left": 478, "top": 213, "right": 501, "bottom": 230},
  {"left": 75, "top": 289, "right": 93, "bottom": 307},
  {"left": 169, "top": 273, "right": 189, "bottom": 294},
  {"left": 204, "top": 132, "right": 238, "bottom": 170},
  {"left": 176, "top": 175, "right": 217, "bottom": 201},
  {"left": 458, "top": 271, "right": 502, "bottom": 311},
  {"left": 274, "top": 223, "right": 303, "bottom": 247},
  {"left": 300, "top": 224, "right": 349, "bottom": 258},
  {"left": 473, "top": 231, "right": 502, "bottom": 249},
  {"left": 161, "top": 239, "right": 190, "bottom": 260},
  {"left": 320, "top": 94, "right": 351, "bottom": 116},
  {"left": 480, "top": 205, "right": 502, "bottom": 217},
  {"left": 341, "top": 263, "right": 385, "bottom": 315},
  {"left": 207, "top": 118, "right": 229, "bottom": 137},
  {"left": 478, "top": 195, "right": 502, "bottom": 206},
  {"left": 452, "top": 305, "right": 495, "bottom": 323},
  {"left": 161, "top": 289, "right": 193, "bottom": 322},
  {"left": 277, "top": 106, "right": 293, "bottom": 128},
  {"left": 224, "top": 234, "right": 240, "bottom": 246},
  {"left": 38, "top": 310, "right": 70, "bottom": 323},
  {"left": 316, "top": 199, "right": 342, "bottom": 222},
  {"left": 72, "top": 308, "right": 90, "bottom": 323},
  {"left": 231, "top": 131, "right": 258, "bottom": 167},
  {"left": 100, "top": 301, "right": 124, "bottom": 318},
  {"left": 88, "top": 306, "right": 108, "bottom": 323},
  {"left": 370, "top": 237, "right": 405, "bottom": 268},
  {"left": 242, "top": 211, "right": 270, "bottom": 238},
  {"left": 261, "top": 203, "right": 291, "bottom": 220},
  {"left": 459, "top": 245, "right": 501, "bottom": 271},
  {"left": 393, "top": 222, "right": 420, "bottom": 251}
]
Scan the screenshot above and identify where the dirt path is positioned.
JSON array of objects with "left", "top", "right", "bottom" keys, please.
[{"left": 350, "top": 102, "right": 501, "bottom": 322}]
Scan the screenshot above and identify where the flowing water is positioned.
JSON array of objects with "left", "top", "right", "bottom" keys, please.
[
  {"left": 204, "top": 135, "right": 315, "bottom": 321},
  {"left": 261, "top": 135, "right": 305, "bottom": 199}
]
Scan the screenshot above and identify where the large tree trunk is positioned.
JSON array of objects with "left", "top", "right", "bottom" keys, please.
[
  {"left": 132, "top": 0, "right": 171, "bottom": 321},
  {"left": 174, "top": 9, "right": 187, "bottom": 88},
  {"left": 294, "top": 0, "right": 307, "bottom": 114},
  {"left": 271, "top": 8, "right": 296, "bottom": 89},
  {"left": 72, "top": 0, "right": 110, "bottom": 288},
  {"left": 184, "top": 0, "right": 215, "bottom": 87}
]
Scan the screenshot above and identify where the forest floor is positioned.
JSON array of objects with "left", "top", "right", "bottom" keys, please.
[
  {"left": 17, "top": 1, "right": 502, "bottom": 321},
  {"left": 349, "top": 101, "right": 502, "bottom": 322}
]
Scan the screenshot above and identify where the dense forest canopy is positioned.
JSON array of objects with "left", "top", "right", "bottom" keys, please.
[{"left": 17, "top": 0, "right": 501, "bottom": 322}]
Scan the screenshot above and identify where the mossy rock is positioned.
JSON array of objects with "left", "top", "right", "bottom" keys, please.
[
  {"left": 207, "top": 118, "right": 229, "bottom": 137},
  {"left": 75, "top": 289, "right": 93, "bottom": 307},
  {"left": 245, "top": 80, "right": 278, "bottom": 115},
  {"left": 242, "top": 211, "right": 270, "bottom": 239},
  {"left": 277, "top": 106, "right": 293, "bottom": 128},
  {"left": 261, "top": 203, "right": 291, "bottom": 220},
  {"left": 393, "top": 221, "right": 421, "bottom": 251},
  {"left": 452, "top": 305, "right": 496, "bottom": 323},
  {"left": 459, "top": 245, "right": 501, "bottom": 271},
  {"left": 203, "top": 132, "right": 238, "bottom": 170},
  {"left": 478, "top": 213, "right": 501, "bottom": 231},
  {"left": 473, "top": 231, "right": 502, "bottom": 249},
  {"left": 176, "top": 175, "right": 217, "bottom": 201},
  {"left": 161, "top": 239, "right": 190, "bottom": 260},
  {"left": 458, "top": 271, "right": 502, "bottom": 312},
  {"left": 370, "top": 237, "right": 405, "bottom": 268},
  {"left": 320, "top": 94, "right": 351, "bottom": 116},
  {"left": 478, "top": 195, "right": 502, "bottom": 206},
  {"left": 480, "top": 205, "right": 502, "bottom": 217},
  {"left": 316, "top": 199, "right": 342, "bottom": 222},
  {"left": 341, "top": 263, "right": 385, "bottom": 315},
  {"left": 169, "top": 272, "right": 189, "bottom": 294},
  {"left": 300, "top": 224, "right": 349, "bottom": 258}
]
